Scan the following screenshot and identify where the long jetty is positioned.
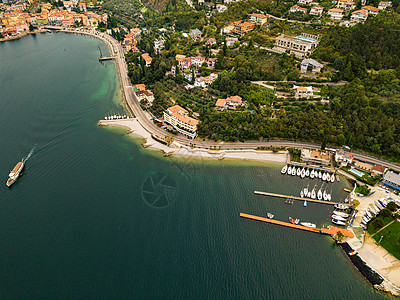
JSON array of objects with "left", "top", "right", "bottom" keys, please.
[
  {"left": 240, "top": 213, "right": 320, "bottom": 233},
  {"left": 240, "top": 213, "right": 354, "bottom": 237},
  {"left": 254, "top": 191, "right": 350, "bottom": 206}
]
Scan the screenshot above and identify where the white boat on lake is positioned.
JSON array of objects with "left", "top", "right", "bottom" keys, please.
[
  {"left": 300, "top": 222, "right": 316, "bottom": 228},
  {"left": 281, "top": 165, "right": 288, "bottom": 174}
]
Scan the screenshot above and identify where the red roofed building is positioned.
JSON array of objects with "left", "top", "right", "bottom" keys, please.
[
  {"left": 372, "top": 164, "right": 387, "bottom": 176},
  {"left": 362, "top": 5, "right": 380, "bottom": 16},
  {"left": 141, "top": 53, "right": 152, "bottom": 67},
  {"left": 232, "top": 20, "right": 254, "bottom": 35},
  {"left": 163, "top": 105, "right": 199, "bottom": 138},
  {"left": 289, "top": 5, "right": 308, "bottom": 14},
  {"left": 351, "top": 9, "right": 368, "bottom": 22},
  {"left": 249, "top": 13, "right": 268, "bottom": 25},
  {"left": 215, "top": 96, "right": 244, "bottom": 110}
]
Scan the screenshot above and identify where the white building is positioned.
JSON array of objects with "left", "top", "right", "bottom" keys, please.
[
  {"left": 378, "top": 1, "right": 392, "bottom": 10},
  {"left": 328, "top": 8, "right": 344, "bottom": 20},
  {"left": 362, "top": 5, "right": 380, "bottom": 16},
  {"left": 216, "top": 4, "right": 228, "bottom": 12},
  {"left": 163, "top": 105, "right": 199, "bottom": 138},
  {"left": 298, "top": 0, "right": 313, "bottom": 5},
  {"left": 274, "top": 34, "right": 320, "bottom": 58},
  {"left": 293, "top": 85, "right": 313, "bottom": 98},
  {"left": 191, "top": 56, "right": 206, "bottom": 68},
  {"left": 310, "top": 5, "right": 324, "bottom": 16},
  {"left": 300, "top": 58, "right": 324, "bottom": 73},
  {"left": 289, "top": 5, "right": 308, "bottom": 13},
  {"left": 351, "top": 9, "right": 368, "bottom": 22}
]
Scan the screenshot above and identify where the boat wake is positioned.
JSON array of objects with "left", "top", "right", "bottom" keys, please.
[{"left": 22, "top": 144, "right": 37, "bottom": 163}]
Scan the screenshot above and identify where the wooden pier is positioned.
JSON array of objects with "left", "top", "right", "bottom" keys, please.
[
  {"left": 240, "top": 213, "right": 354, "bottom": 238},
  {"left": 240, "top": 213, "right": 320, "bottom": 233},
  {"left": 254, "top": 191, "right": 350, "bottom": 206},
  {"left": 99, "top": 56, "right": 114, "bottom": 61}
]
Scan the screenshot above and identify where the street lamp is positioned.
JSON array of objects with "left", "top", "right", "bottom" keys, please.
[{"left": 378, "top": 235, "right": 384, "bottom": 244}]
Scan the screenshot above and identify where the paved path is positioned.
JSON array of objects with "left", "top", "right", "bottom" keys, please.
[{"left": 372, "top": 220, "right": 396, "bottom": 237}]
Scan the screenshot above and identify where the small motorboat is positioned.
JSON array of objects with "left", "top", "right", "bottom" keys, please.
[
  {"left": 307, "top": 191, "right": 311, "bottom": 198},
  {"left": 292, "top": 167, "right": 296, "bottom": 176},
  {"left": 323, "top": 190, "right": 328, "bottom": 201},
  {"left": 300, "top": 222, "right": 316, "bottom": 228},
  {"left": 305, "top": 169, "right": 310, "bottom": 177},
  {"left": 310, "top": 170, "right": 315, "bottom": 179},
  {"left": 285, "top": 200, "right": 294, "bottom": 205},
  {"left": 322, "top": 173, "right": 327, "bottom": 181},
  {"left": 303, "top": 184, "right": 309, "bottom": 196},
  {"left": 311, "top": 188, "right": 316, "bottom": 199},
  {"left": 301, "top": 168, "right": 306, "bottom": 178},
  {"left": 281, "top": 165, "right": 288, "bottom": 174},
  {"left": 289, "top": 217, "right": 295, "bottom": 224},
  {"left": 318, "top": 171, "right": 322, "bottom": 179},
  {"left": 331, "top": 174, "right": 335, "bottom": 183},
  {"left": 297, "top": 168, "right": 301, "bottom": 176},
  {"left": 300, "top": 190, "right": 304, "bottom": 198},
  {"left": 327, "top": 192, "right": 331, "bottom": 201},
  {"left": 333, "top": 211, "right": 349, "bottom": 218},
  {"left": 332, "top": 215, "right": 347, "bottom": 222},
  {"left": 332, "top": 219, "right": 346, "bottom": 226},
  {"left": 317, "top": 189, "right": 323, "bottom": 200},
  {"left": 287, "top": 166, "right": 292, "bottom": 175},
  {"left": 334, "top": 204, "right": 347, "bottom": 210},
  {"left": 304, "top": 200, "right": 307, "bottom": 207},
  {"left": 294, "top": 218, "right": 300, "bottom": 224},
  {"left": 267, "top": 212, "right": 274, "bottom": 219}
]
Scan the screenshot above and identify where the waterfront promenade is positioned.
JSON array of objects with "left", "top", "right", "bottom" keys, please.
[{"left": 45, "top": 27, "right": 400, "bottom": 173}]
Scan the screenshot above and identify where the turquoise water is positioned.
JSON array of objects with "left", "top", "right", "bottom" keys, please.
[
  {"left": 350, "top": 168, "right": 365, "bottom": 177},
  {"left": 0, "top": 32, "right": 391, "bottom": 299}
]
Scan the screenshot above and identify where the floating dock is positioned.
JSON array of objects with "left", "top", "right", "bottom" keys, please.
[
  {"left": 240, "top": 213, "right": 354, "bottom": 238},
  {"left": 254, "top": 191, "right": 350, "bottom": 206}
]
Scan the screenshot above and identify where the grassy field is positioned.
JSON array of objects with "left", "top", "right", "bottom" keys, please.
[
  {"left": 367, "top": 216, "right": 394, "bottom": 235},
  {"left": 372, "top": 221, "right": 400, "bottom": 260}
]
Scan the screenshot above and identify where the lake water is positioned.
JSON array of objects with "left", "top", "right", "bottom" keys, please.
[{"left": 0, "top": 32, "right": 391, "bottom": 299}]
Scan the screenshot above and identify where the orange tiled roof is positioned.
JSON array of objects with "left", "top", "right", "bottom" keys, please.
[
  {"left": 362, "top": 5, "right": 379, "bottom": 11},
  {"left": 329, "top": 8, "right": 344, "bottom": 12},
  {"left": 216, "top": 99, "right": 226, "bottom": 107},
  {"left": 168, "top": 105, "right": 188, "bottom": 114}
]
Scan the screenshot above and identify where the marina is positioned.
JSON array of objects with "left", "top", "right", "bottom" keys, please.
[
  {"left": 282, "top": 164, "right": 335, "bottom": 182},
  {"left": 254, "top": 191, "right": 350, "bottom": 206}
]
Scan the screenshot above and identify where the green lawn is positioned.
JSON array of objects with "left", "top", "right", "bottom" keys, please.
[
  {"left": 367, "top": 216, "right": 394, "bottom": 235},
  {"left": 372, "top": 221, "right": 400, "bottom": 260}
]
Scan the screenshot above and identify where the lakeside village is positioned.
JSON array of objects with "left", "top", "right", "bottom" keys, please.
[{"left": 3, "top": 0, "right": 400, "bottom": 295}]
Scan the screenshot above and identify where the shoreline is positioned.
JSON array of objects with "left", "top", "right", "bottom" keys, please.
[
  {"left": 98, "top": 119, "right": 288, "bottom": 163},
  {"left": 0, "top": 28, "right": 47, "bottom": 43}
]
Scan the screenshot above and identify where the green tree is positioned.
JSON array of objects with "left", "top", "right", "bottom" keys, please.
[
  {"left": 387, "top": 201, "right": 397, "bottom": 212},
  {"left": 380, "top": 208, "right": 392, "bottom": 218},
  {"left": 321, "top": 136, "right": 327, "bottom": 150}
]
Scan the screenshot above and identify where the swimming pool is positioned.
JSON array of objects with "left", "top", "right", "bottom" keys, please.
[{"left": 349, "top": 168, "right": 365, "bottom": 177}]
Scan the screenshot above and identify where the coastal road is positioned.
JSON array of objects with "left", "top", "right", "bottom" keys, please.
[
  {"left": 57, "top": 28, "right": 400, "bottom": 173},
  {"left": 104, "top": 32, "right": 400, "bottom": 172}
]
